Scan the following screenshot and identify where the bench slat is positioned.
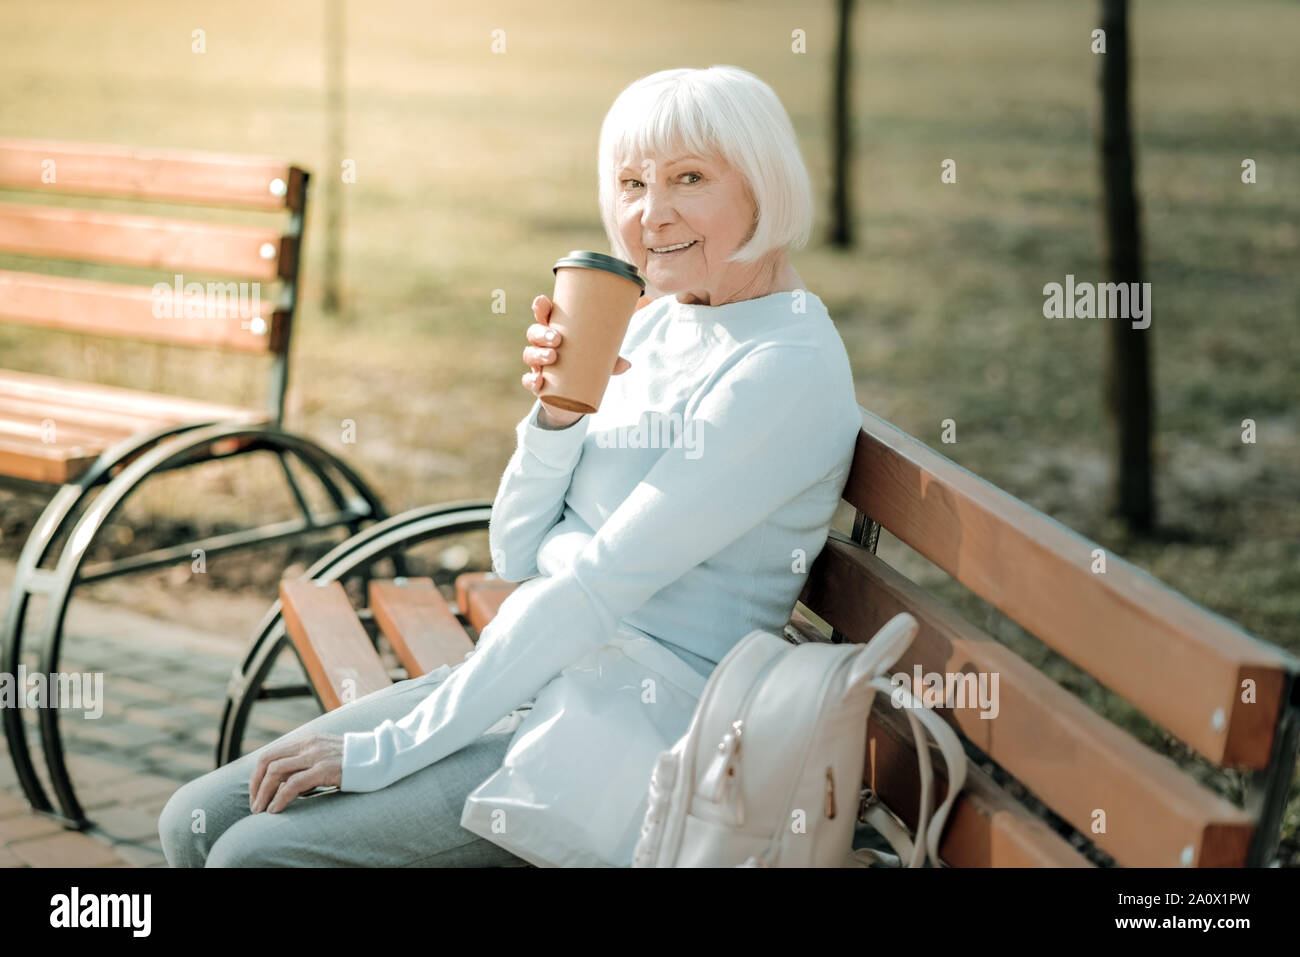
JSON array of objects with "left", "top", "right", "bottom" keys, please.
[
  {"left": 867, "top": 701, "right": 1094, "bottom": 867},
  {"left": 0, "top": 390, "right": 175, "bottom": 437},
  {"left": 0, "top": 269, "right": 281, "bottom": 352},
  {"left": 454, "top": 573, "right": 518, "bottom": 634},
  {"left": 0, "top": 368, "right": 267, "bottom": 425},
  {"left": 0, "top": 434, "right": 99, "bottom": 485},
  {"left": 280, "top": 580, "right": 392, "bottom": 711},
  {"left": 804, "top": 537, "right": 1257, "bottom": 866},
  {"left": 0, "top": 369, "right": 266, "bottom": 483},
  {"left": 845, "top": 407, "right": 1293, "bottom": 769},
  {"left": 0, "top": 411, "right": 132, "bottom": 447},
  {"left": 369, "top": 578, "right": 476, "bottom": 678},
  {"left": 0, "top": 415, "right": 124, "bottom": 484},
  {"left": 0, "top": 204, "right": 286, "bottom": 280},
  {"left": 0, "top": 139, "right": 304, "bottom": 210}
]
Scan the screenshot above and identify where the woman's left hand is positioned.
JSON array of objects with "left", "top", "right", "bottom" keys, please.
[{"left": 249, "top": 732, "right": 345, "bottom": 813}]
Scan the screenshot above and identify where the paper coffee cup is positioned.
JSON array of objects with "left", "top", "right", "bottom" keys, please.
[{"left": 539, "top": 250, "right": 646, "bottom": 414}]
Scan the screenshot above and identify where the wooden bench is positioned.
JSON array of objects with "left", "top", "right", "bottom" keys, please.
[
  {"left": 234, "top": 407, "right": 1299, "bottom": 867},
  {"left": 0, "top": 139, "right": 393, "bottom": 828}
]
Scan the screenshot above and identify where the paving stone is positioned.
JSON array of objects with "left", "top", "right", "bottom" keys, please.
[
  {"left": 0, "top": 812, "right": 64, "bottom": 844},
  {"left": 134, "top": 762, "right": 196, "bottom": 787},
  {"left": 68, "top": 722, "right": 179, "bottom": 751},
  {"left": 8, "top": 831, "right": 125, "bottom": 867},
  {"left": 64, "top": 745, "right": 156, "bottom": 781},
  {"left": 0, "top": 845, "right": 25, "bottom": 867},
  {"left": 98, "top": 769, "right": 185, "bottom": 799},
  {"left": 63, "top": 753, "right": 140, "bottom": 786},
  {"left": 239, "top": 732, "right": 279, "bottom": 753},
  {"left": 57, "top": 655, "right": 110, "bottom": 672},
  {"left": 131, "top": 694, "right": 225, "bottom": 719},
  {"left": 79, "top": 772, "right": 183, "bottom": 812},
  {"left": 140, "top": 744, "right": 217, "bottom": 778},
  {"left": 123, "top": 671, "right": 200, "bottom": 692},
  {"left": 99, "top": 676, "right": 176, "bottom": 704},
  {"left": 65, "top": 736, "right": 154, "bottom": 764},
  {"left": 125, "top": 704, "right": 205, "bottom": 733},
  {"left": 257, "top": 695, "right": 320, "bottom": 718},
  {"left": 125, "top": 645, "right": 195, "bottom": 663},
  {"left": 250, "top": 714, "right": 309, "bottom": 736},
  {"left": 190, "top": 726, "right": 220, "bottom": 748},
  {"left": 92, "top": 695, "right": 163, "bottom": 720},
  {"left": 97, "top": 692, "right": 137, "bottom": 713},
  {"left": 107, "top": 668, "right": 191, "bottom": 689},
  {"left": 110, "top": 842, "right": 166, "bottom": 868},
  {"left": 61, "top": 790, "right": 115, "bottom": 813},
  {"left": 85, "top": 805, "right": 166, "bottom": 843},
  {"left": 126, "top": 793, "right": 174, "bottom": 821},
  {"left": 0, "top": 789, "right": 31, "bottom": 820},
  {"left": 184, "top": 658, "right": 241, "bottom": 679},
  {"left": 168, "top": 733, "right": 215, "bottom": 757},
  {"left": 78, "top": 710, "right": 129, "bottom": 727}
]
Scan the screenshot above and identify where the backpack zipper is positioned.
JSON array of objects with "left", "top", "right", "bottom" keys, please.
[
  {"left": 699, "top": 647, "right": 785, "bottom": 817},
  {"left": 661, "top": 634, "right": 767, "bottom": 861}
]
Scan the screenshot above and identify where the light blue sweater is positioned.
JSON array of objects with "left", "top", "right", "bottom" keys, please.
[{"left": 341, "top": 290, "right": 863, "bottom": 793}]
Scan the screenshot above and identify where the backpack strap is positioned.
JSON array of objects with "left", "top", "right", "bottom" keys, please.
[{"left": 846, "top": 675, "right": 969, "bottom": 867}]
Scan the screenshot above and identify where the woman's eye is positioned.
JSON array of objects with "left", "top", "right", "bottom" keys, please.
[{"left": 622, "top": 174, "right": 701, "bottom": 189}]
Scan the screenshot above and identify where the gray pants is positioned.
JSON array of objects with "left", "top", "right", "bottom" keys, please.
[{"left": 158, "top": 668, "right": 530, "bottom": 867}]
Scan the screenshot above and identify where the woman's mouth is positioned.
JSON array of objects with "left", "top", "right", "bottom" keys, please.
[{"left": 648, "top": 240, "right": 698, "bottom": 256}]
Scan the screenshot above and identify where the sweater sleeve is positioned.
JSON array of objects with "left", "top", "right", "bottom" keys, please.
[
  {"left": 339, "top": 344, "right": 853, "bottom": 793},
  {"left": 487, "top": 398, "right": 588, "bottom": 582}
]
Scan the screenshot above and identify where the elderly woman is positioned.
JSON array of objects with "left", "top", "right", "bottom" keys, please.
[{"left": 159, "top": 64, "right": 862, "bottom": 867}]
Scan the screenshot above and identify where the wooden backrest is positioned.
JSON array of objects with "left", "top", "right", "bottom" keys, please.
[
  {"left": 0, "top": 139, "right": 309, "bottom": 424},
  {"left": 799, "top": 407, "right": 1299, "bottom": 867}
]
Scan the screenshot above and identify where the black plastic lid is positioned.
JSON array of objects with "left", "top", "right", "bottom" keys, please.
[{"left": 553, "top": 250, "right": 646, "bottom": 290}]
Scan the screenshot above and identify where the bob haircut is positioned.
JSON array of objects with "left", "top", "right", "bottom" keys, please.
[{"left": 597, "top": 65, "right": 814, "bottom": 267}]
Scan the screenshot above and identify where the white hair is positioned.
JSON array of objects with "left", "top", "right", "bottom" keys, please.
[{"left": 597, "top": 65, "right": 814, "bottom": 266}]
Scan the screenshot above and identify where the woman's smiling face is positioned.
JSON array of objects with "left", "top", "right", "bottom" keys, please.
[{"left": 615, "top": 150, "right": 760, "bottom": 305}]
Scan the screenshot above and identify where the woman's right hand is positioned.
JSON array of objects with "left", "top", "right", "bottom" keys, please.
[{"left": 523, "top": 294, "right": 632, "bottom": 429}]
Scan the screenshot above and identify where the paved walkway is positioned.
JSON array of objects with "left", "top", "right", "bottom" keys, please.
[{"left": 0, "top": 560, "right": 318, "bottom": 867}]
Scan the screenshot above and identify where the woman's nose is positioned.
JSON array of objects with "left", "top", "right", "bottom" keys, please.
[{"left": 640, "top": 183, "right": 676, "bottom": 228}]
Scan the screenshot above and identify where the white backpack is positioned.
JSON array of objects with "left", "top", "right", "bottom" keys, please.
[{"left": 630, "top": 612, "right": 968, "bottom": 868}]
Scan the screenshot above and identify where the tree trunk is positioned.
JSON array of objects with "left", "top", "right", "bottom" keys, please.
[
  {"left": 1097, "top": 0, "right": 1155, "bottom": 532},
  {"left": 829, "top": 0, "right": 854, "bottom": 247}
]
